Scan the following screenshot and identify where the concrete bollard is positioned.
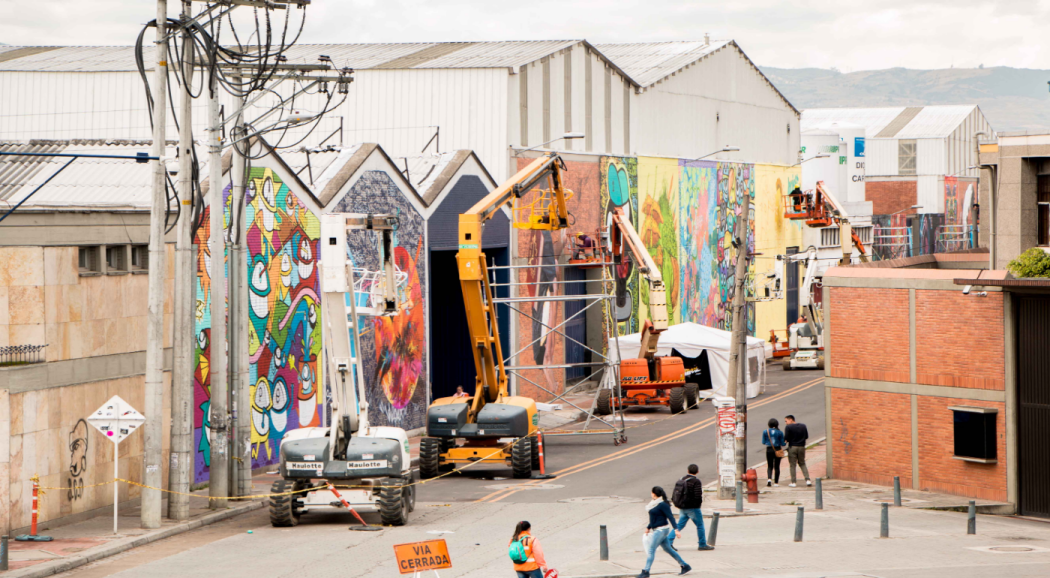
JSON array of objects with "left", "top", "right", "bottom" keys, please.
[
  {"left": 794, "top": 506, "right": 804, "bottom": 542},
  {"left": 967, "top": 501, "right": 976, "bottom": 535},
  {"left": 815, "top": 478, "right": 823, "bottom": 510},
  {"left": 893, "top": 476, "right": 902, "bottom": 507},
  {"left": 735, "top": 481, "right": 744, "bottom": 513},
  {"left": 880, "top": 502, "right": 889, "bottom": 538},
  {"left": 707, "top": 512, "right": 720, "bottom": 546},
  {"left": 0, "top": 535, "right": 7, "bottom": 571},
  {"left": 599, "top": 525, "right": 609, "bottom": 560}
]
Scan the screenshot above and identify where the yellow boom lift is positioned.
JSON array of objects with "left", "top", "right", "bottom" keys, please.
[{"left": 420, "top": 153, "right": 572, "bottom": 479}]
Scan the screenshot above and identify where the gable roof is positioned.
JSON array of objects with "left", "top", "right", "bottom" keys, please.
[{"left": 802, "top": 105, "right": 981, "bottom": 139}]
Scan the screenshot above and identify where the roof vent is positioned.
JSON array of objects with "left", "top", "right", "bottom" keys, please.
[{"left": 704, "top": 33, "right": 710, "bottom": 46}]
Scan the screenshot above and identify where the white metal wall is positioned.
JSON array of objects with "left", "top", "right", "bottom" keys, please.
[
  {"left": 865, "top": 138, "right": 898, "bottom": 176},
  {"left": 632, "top": 45, "right": 799, "bottom": 165},
  {"left": 917, "top": 174, "right": 942, "bottom": 213},
  {"left": 946, "top": 107, "right": 994, "bottom": 179},
  {"left": 916, "top": 138, "right": 946, "bottom": 176}
]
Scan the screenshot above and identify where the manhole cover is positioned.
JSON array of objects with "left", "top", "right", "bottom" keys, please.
[
  {"left": 559, "top": 496, "right": 643, "bottom": 504},
  {"left": 485, "top": 483, "right": 563, "bottom": 491},
  {"left": 990, "top": 546, "right": 1035, "bottom": 552}
]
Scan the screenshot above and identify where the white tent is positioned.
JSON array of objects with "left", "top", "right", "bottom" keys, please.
[{"left": 610, "top": 322, "right": 766, "bottom": 399}]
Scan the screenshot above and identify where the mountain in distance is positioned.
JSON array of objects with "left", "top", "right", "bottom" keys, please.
[{"left": 760, "top": 66, "right": 1050, "bottom": 132}]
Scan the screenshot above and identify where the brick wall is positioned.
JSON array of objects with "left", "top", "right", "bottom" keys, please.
[
  {"left": 917, "top": 397, "right": 1007, "bottom": 502},
  {"left": 866, "top": 180, "right": 918, "bottom": 215},
  {"left": 830, "top": 388, "right": 913, "bottom": 488},
  {"left": 829, "top": 287, "right": 910, "bottom": 383},
  {"left": 915, "top": 291, "right": 1005, "bottom": 389}
]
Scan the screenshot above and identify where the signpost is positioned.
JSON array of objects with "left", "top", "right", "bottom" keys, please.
[
  {"left": 713, "top": 396, "right": 737, "bottom": 499},
  {"left": 394, "top": 539, "right": 452, "bottom": 576},
  {"left": 87, "top": 395, "right": 146, "bottom": 534}
]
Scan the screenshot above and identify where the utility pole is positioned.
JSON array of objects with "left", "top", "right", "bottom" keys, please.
[
  {"left": 231, "top": 92, "right": 253, "bottom": 497},
  {"left": 208, "top": 79, "right": 229, "bottom": 508},
  {"left": 142, "top": 0, "right": 168, "bottom": 529},
  {"left": 168, "top": 0, "right": 194, "bottom": 521},
  {"left": 725, "top": 187, "right": 752, "bottom": 498}
]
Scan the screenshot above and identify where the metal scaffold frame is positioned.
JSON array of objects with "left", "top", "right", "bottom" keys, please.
[{"left": 486, "top": 258, "right": 628, "bottom": 444}]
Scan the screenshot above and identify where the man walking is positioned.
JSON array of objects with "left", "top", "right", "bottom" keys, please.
[
  {"left": 669, "top": 464, "right": 714, "bottom": 551},
  {"left": 784, "top": 415, "right": 811, "bottom": 487}
]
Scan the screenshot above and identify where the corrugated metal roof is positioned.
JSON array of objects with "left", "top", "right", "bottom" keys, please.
[
  {"left": 0, "top": 41, "right": 583, "bottom": 72},
  {"left": 802, "top": 105, "right": 978, "bottom": 139},
  {"left": 593, "top": 41, "right": 730, "bottom": 87},
  {"left": 0, "top": 140, "right": 187, "bottom": 209}
]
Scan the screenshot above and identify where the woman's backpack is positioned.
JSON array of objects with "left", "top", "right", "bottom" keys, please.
[{"left": 509, "top": 536, "right": 531, "bottom": 564}]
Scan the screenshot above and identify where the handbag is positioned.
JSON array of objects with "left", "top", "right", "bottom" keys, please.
[{"left": 770, "top": 429, "right": 786, "bottom": 458}]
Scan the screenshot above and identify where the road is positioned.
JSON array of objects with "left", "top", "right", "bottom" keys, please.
[{"left": 54, "top": 365, "right": 826, "bottom": 578}]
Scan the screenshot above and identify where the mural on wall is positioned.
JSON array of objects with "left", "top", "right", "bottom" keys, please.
[
  {"left": 638, "top": 157, "right": 681, "bottom": 325},
  {"left": 872, "top": 213, "right": 909, "bottom": 260},
  {"left": 678, "top": 160, "right": 755, "bottom": 334},
  {"left": 67, "top": 419, "right": 88, "bottom": 502},
  {"left": 193, "top": 166, "right": 324, "bottom": 484},
  {"left": 753, "top": 165, "right": 803, "bottom": 335},
  {"left": 944, "top": 176, "right": 976, "bottom": 251},
  {"left": 331, "top": 171, "right": 427, "bottom": 431},
  {"left": 600, "top": 156, "right": 640, "bottom": 336}
]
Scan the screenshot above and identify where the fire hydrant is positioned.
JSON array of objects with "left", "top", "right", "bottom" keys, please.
[{"left": 743, "top": 468, "right": 759, "bottom": 503}]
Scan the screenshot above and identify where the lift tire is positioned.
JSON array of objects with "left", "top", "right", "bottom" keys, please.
[
  {"left": 685, "top": 384, "right": 700, "bottom": 409},
  {"left": 595, "top": 389, "right": 613, "bottom": 415},
  {"left": 511, "top": 438, "right": 532, "bottom": 479},
  {"left": 530, "top": 436, "right": 541, "bottom": 470},
  {"left": 817, "top": 356, "right": 826, "bottom": 370},
  {"left": 269, "top": 478, "right": 307, "bottom": 527},
  {"left": 669, "top": 387, "right": 686, "bottom": 414},
  {"left": 378, "top": 478, "right": 409, "bottom": 526},
  {"left": 782, "top": 358, "right": 793, "bottom": 371},
  {"left": 419, "top": 437, "right": 442, "bottom": 479}
]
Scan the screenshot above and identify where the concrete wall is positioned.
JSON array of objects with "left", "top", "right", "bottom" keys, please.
[{"left": 824, "top": 271, "right": 1010, "bottom": 504}]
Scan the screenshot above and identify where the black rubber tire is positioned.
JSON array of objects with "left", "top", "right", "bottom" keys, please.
[
  {"left": 595, "top": 389, "right": 613, "bottom": 415},
  {"left": 269, "top": 478, "right": 306, "bottom": 527},
  {"left": 440, "top": 438, "right": 455, "bottom": 453},
  {"left": 511, "top": 438, "right": 532, "bottom": 479},
  {"left": 406, "top": 482, "right": 416, "bottom": 512},
  {"left": 669, "top": 387, "right": 686, "bottom": 414},
  {"left": 530, "top": 436, "right": 540, "bottom": 470},
  {"left": 420, "top": 437, "right": 442, "bottom": 479},
  {"left": 782, "top": 358, "right": 793, "bottom": 370},
  {"left": 378, "top": 477, "right": 409, "bottom": 526},
  {"left": 685, "top": 384, "right": 700, "bottom": 409}
]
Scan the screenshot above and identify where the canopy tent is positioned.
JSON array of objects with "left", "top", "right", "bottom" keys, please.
[{"left": 610, "top": 322, "right": 766, "bottom": 399}]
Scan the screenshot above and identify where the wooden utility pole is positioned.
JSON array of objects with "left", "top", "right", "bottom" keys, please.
[
  {"left": 724, "top": 187, "right": 752, "bottom": 498},
  {"left": 142, "top": 0, "right": 168, "bottom": 529}
]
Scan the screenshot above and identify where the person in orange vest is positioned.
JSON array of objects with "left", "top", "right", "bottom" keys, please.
[{"left": 508, "top": 520, "right": 547, "bottom": 578}]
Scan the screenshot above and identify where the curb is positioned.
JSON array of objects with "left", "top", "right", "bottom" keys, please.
[
  {"left": 8, "top": 500, "right": 265, "bottom": 578},
  {"left": 564, "top": 572, "right": 677, "bottom": 578}
]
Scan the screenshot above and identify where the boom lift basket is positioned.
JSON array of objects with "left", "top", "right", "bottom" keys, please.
[{"left": 512, "top": 187, "right": 574, "bottom": 231}]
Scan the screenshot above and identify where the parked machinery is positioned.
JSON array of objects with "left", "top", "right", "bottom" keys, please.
[
  {"left": 269, "top": 213, "right": 415, "bottom": 527},
  {"left": 593, "top": 207, "right": 696, "bottom": 416},
  {"left": 420, "top": 153, "right": 574, "bottom": 480},
  {"left": 758, "top": 247, "right": 826, "bottom": 370}
]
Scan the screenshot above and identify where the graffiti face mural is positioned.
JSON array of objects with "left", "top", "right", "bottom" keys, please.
[
  {"left": 600, "top": 157, "right": 640, "bottom": 334},
  {"left": 331, "top": 171, "right": 427, "bottom": 430},
  {"left": 193, "top": 167, "right": 323, "bottom": 484}
]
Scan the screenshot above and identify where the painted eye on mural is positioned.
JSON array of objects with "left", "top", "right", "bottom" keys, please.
[
  {"left": 252, "top": 377, "right": 271, "bottom": 437},
  {"left": 280, "top": 253, "right": 293, "bottom": 287},
  {"left": 308, "top": 303, "right": 317, "bottom": 325},
  {"left": 250, "top": 259, "right": 270, "bottom": 319},
  {"left": 300, "top": 364, "right": 313, "bottom": 394},
  {"left": 262, "top": 177, "right": 276, "bottom": 209},
  {"left": 273, "top": 346, "right": 284, "bottom": 367},
  {"left": 296, "top": 238, "right": 315, "bottom": 279},
  {"left": 197, "top": 330, "right": 208, "bottom": 350},
  {"left": 271, "top": 376, "right": 289, "bottom": 434},
  {"left": 253, "top": 377, "right": 271, "bottom": 410},
  {"left": 262, "top": 330, "right": 271, "bottom": 348}
]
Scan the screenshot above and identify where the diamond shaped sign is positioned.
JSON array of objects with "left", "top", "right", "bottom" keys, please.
[{"left": 87, "top": 395, "right": 145, "bottom": 445}]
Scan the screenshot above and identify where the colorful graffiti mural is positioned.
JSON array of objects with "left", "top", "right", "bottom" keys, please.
[
  {"left": 193, "top": 167, "right": 324, "bottom": 484},
  {"left": 331, "top": 171, "right": 427, "bottom": 431},
  {"left": 600, "top": 156, "right": 640, "bottom": 336},
  {"left": 638, "top": 157, "right": 681, "bottom": 325}
]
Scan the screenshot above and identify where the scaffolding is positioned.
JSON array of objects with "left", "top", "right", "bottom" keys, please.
[
  {"left": 486, "top": 258, "right": 628, "bottom": 444},
  {"left": 873, "top": 226, "right": 910, "bottom": 260},
  {"left": 936, "top": 224, "right": 975, "bottom": 253}
]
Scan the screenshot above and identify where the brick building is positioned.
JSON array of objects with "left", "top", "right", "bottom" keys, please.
[{"left": 823, "top": 250, "right": 1050, "bottom": 517}]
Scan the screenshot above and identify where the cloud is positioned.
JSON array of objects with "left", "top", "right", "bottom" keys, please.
[{"left": 0, "top": 0, "right": 1045, "bottom": 71}]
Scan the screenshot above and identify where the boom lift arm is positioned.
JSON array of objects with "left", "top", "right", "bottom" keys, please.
[
  {"left": 608, "top": 207, "right": 668, "bottom": 359},
  {"left": 785, "top": 181, "right": 870, "bottom": 265}
]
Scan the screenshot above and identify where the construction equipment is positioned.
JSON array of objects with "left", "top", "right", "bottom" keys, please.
[
  {"left": 593, "top": 207, "right": 694, "bottom": 415},
  {"left": 269, "top": 213, "right": 414, "bottom": 527},
  {"left": 421, "top": 153, "right": 573, "bottom": 480},
  {"left": 759, "top": 248, "right": 825, "bottom": 370},
  {"left": 784, "top": 181, "right": 870, "bottom": 265}
]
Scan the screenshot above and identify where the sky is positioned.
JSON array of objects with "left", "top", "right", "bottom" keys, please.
[{"left": 0, "top": 0, "right": 1047, "bottom": 71}]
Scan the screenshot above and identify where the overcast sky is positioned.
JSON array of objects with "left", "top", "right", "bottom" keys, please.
[{"left": 1, "top": 0, "right": 1046, "bottom": 71}]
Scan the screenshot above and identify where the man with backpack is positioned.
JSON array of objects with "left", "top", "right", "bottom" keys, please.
[{"left": 669, "top": 464, "right": 714, "bottom": 551}]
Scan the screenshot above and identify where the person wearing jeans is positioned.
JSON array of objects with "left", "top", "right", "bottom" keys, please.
[
  {"left": 669, "top": 464, "right": 713, "bottom": 551},
  {"left": 639, "top": 486, "right": 691, "bottom": 577},
  {"left": 762, "top": 418, "right": 785, "bottom": 486},
  {"left": 784, "top": 414, "right": 811, "bottom": 487}
]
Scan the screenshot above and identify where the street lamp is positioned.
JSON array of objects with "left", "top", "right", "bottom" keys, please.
[
  {"left": 791, "top": 152, "right": 830, "bottom": 167},
  {"left": 684, "top": 145, "right": 740, "bottom": 163},
  {"left": 515, "top": 132, "right": 586, "bottom": 155},
  {"left": 891, "top": 204, "right": 923, "bottom": 217}
]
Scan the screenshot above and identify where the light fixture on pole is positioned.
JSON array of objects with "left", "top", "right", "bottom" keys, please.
[
  {"left": 791, "top": 152, "right": 830, "bottom": 167},
  {"left": 891, "top": 204, "right": 923, "bottom": 217},
  {"left": 515, "top": 132, "right": 585, "bottom": 155},
  {"left": 685, "top": 145, "right": 740, "bottom": 163}
]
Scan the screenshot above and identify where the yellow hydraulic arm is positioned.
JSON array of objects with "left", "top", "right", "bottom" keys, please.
[
  {"left": 609, "top": 207, "right": 668, "bottom": 360},
  {"left": 456, "top": 153, "right": 573, "bottom": 419}
]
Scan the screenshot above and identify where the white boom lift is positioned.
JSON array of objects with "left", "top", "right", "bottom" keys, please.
[{"left": 759, "top": 247, "right": 826, "bottom": 370}]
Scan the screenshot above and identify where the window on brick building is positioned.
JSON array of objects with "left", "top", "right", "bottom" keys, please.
[
  {"left": 898, "top": 140, "right": 917, "bottom": 176},
  {"left": 1038, "top": 175, "right": 1050, "bottom": 246},
  {"left": 950, "top": 406, "right": 997, "bottom": 463}
]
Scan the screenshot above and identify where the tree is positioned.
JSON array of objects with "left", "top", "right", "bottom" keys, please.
[{"left": 1006, "top": 247, "right": 1050, "bottom": 278}]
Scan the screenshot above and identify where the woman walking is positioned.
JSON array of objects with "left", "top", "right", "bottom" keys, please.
[
  {"left": 639, "top": 487, "right": 691, "bottom": 577},
  {"left": 508, "top": 521, "right": 547, "bottom": 578},
  {"left": 762, "top": 418, "right": 786, "bottom": 487}
]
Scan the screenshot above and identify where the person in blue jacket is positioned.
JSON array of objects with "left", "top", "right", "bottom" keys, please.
[
  {"left": 762, "top": 418, "right": 786, "bottom": 487},
  {"left": 639, "top": 486, "right": 691, "bottom": 577}
]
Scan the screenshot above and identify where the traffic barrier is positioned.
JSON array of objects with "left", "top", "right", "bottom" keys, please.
[
  {"left": 880, "top": 502, "right": 889, "bottom": 538},
  {"left": 893, "top": 476, "right": 902, "bottom": 507},
  {"left": 794, "top": 506, "right": 804, "bottom": 542},
  {"left": 735, "top": 481, "right": 743, "bottom": 513},
  {"left": 967, "top": 500, "right": 976, "bottom": 535},
  {"left": 15, "top": 476, "right": 52, "bottom": 542},
  {"left": 599, "top": 525, "right": 609, "bottom": 561},
  {"left": 707, "top": 512, "right": 719, "bottom": 546},
  {"left": 1, "top": 535, "right": 8, "bottom": 571},
  {"left": 815, "top": 478, "right": 823, "bottom": 510}
]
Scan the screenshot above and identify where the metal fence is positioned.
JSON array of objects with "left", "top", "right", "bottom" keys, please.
[
  {"left": 0, "top": 344, "right": 47, "bottom": 366},
  {"left": 936, "top": 224, "right": 976, "bottom": 253}
]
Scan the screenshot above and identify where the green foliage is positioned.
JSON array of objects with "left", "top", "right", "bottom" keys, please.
[{"left": 1006, "top": 247, "right": 1050, "bottom": 278}]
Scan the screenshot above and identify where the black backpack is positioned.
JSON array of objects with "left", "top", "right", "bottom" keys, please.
[{"left": 671, "top": 477, "right": 690, "bottom": 508}]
